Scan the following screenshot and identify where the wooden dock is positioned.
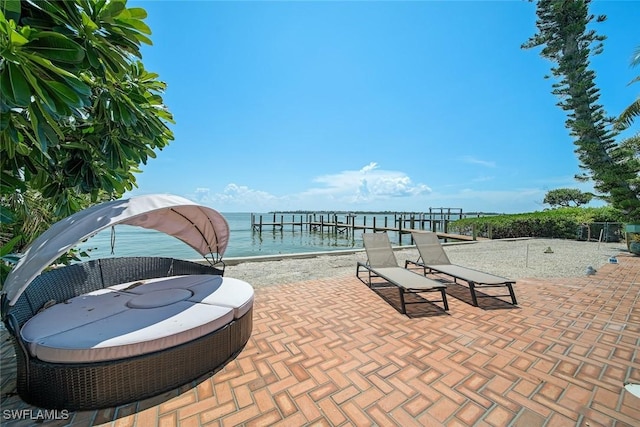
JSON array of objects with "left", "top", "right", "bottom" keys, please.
[{"left": 250, "top": 210, "right": 480, "bottom": 244}]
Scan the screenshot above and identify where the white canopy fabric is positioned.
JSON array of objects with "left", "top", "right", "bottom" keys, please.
[
  {"left": 625, "top": 383, "right": 640, "bottom": 398},
  {"left": 3, "top": 194, "right": 230, "bottom": 306}
]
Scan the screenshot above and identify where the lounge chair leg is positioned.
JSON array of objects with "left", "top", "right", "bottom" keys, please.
[
  {"left": 398, "top": 288, "right": 406, "bottom": 314},
  {"left": 469, "top": 282, "right": 479, "bottom": 306},
  {"left": 441, "top": 289, "right": 449, "bottom": 311},
  {"left": 508, "top": 284, "right": 518, "bottom": 305}
]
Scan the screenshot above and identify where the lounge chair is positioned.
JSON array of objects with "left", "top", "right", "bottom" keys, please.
[
  {"left": 356, "top": 232, "right": 448, "bottom": 314},
  {"left": 405, "top": 231, "right": 517, "bottom": 307}
]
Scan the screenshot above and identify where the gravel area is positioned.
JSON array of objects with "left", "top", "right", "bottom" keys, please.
[{"left": 225, "top": 238, "right": 628, "bottom": 289}]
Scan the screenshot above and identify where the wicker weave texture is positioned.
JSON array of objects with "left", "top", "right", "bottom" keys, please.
[
  {"left": 3, "top": 257, "right": 252, "bottom": 410},
  {"left": 17, "top": 311, "right": 252, "bottom": 410}
]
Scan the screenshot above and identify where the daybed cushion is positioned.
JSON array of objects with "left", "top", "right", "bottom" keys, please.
[
  {"left": 109, "top": 275, "right": 254, "bottom": 318},
  {"left": 20, "top": 275, "right": 254, "bottom": 364},
  {"left": 186, "top": 276, "right": 254, "bottom": 318}
]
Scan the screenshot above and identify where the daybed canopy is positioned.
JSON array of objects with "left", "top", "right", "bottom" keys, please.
[{"left": 3, "top": 194, "right": 230, "bottom": 306}]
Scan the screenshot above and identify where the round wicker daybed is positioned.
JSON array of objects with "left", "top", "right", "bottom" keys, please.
[{"left": 1, "top": 194, "right": 254, "bottom": 410}]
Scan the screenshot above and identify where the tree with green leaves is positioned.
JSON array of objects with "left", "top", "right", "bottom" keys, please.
[
  {"left": 0, "top": 0, "right": 174, "bottom": 262},
  {"left": 617, "top": 45, "right": 640, "bottom": 130},
  {"left": 543, "top": 188, "right": 593, "bottom": 207},
  {"left": 522, "top": 0, "right": 640, "bottom": 221}
]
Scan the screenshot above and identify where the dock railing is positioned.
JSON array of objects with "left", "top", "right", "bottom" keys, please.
[{"left": 250, "top": 209, "right": 484, "bottom": 244}]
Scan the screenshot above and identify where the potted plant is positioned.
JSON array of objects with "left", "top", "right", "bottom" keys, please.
[
  {"left": 626, "top": 224, "right": 640, "bottom": 255},
  {"left": 608, "top": 133, "right": 640, "bottom": 255}
]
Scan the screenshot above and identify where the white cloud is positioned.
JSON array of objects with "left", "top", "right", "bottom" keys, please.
[
  {"left": 188, "top": 184, "right": 283, "bottom": 211},
  {"left": 425, "top": 188, "right": 547, "bottom": 213},
  {"left": 188, "top": 183, "right": 588, "bottom": 214},
  {"left": 307, "top": 162, "right": 431, "bottom": 203},
  {"left": 461, "top": 156, "right": 496, "bottom": 168},
  {"left": 472, "top": 175, "right": 495, "bottom": 183},
  {"left": 184, "top": 169, "right": 607, "bottom": 214},
  {"left": 360, "top": 162, "right": 378, "bottom": 173},
  {"left": 189, "top": 165, "right": 595, "bottom": 214},
  {"left": 189, "top": 163, "right": 432, "bottom": 211}
]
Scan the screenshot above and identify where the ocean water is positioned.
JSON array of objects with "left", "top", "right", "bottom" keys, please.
[{"left": 75, "top": 212, "right": 456, "bottom": 261}]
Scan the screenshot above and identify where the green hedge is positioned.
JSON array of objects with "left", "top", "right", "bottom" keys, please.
[{"left": 449, "top": 207, "right": 624, "bottom": 239}]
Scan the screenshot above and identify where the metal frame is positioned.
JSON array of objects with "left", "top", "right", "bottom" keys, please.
[
  {"left": 356, "top": 262, "right": 449, "bottom": 315},
  {"left": 405, "top": 260, "right": 517, "bottom": 307}
]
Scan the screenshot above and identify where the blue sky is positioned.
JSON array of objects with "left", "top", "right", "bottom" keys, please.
[{"left": 127, "top": 0, "right": 639, "bottom": 214}]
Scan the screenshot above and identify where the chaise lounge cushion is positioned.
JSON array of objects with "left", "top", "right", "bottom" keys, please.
[
  {"left": 425, "top": 264, "right": 512, "bottom": 285},
  {"left": 20, "top": 275, "right": 253, "bottom": 364}
]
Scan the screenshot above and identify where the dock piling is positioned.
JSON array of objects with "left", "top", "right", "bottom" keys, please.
[{"left": 250, "top": 209, "right": 476, "bottom": 241}]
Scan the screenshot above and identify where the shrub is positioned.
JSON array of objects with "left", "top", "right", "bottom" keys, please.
[{"left": 449, "top": 207, "right": 624, "bottom": 239}]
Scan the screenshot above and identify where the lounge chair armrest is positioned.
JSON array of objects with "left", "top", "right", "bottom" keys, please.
[
  {"left": 356, "top": 261, "right": 370, "bottom": 275},
  {"left": 356, "top": 261, "right": 375, "bottom": 286},
  {"left": 404, "top": 259, "right": 426, "bottom": 274}
]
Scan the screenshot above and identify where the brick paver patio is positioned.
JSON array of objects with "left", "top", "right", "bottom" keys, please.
[{"left": 1, "top": 254, "right": 639, "bottom": 426}]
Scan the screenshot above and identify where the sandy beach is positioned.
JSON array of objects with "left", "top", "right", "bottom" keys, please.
[{"left": 225, "top": 237, "right": 628, "bottom": 288}]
